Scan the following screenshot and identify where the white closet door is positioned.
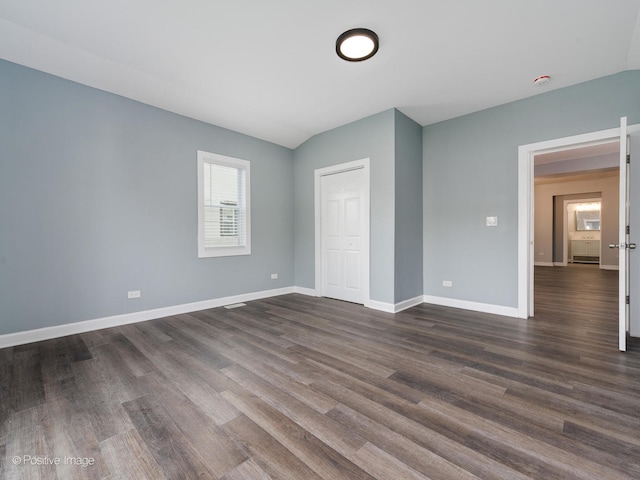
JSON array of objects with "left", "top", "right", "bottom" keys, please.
[{"left": 321, "top": 168, "right": 365, "bottom": 304}]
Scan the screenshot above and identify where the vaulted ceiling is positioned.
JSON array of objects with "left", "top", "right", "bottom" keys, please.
[{"left": 1, "top": 0, "right": 639, "bottom": 148}]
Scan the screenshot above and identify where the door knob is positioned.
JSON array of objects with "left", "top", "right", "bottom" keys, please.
[{"left": 609, "top": 243, "right": 637, "bottom": 249}]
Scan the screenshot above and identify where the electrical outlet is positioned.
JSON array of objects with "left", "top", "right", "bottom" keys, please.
[
  {"left": 128, "top": 290, "right": 141, "bottom": 299},
  {"left": 271, "top": 273, "right": 278, "bottom": 279},
  {"left": 442, "top": 280, "right": 453, "bottom": 287}
]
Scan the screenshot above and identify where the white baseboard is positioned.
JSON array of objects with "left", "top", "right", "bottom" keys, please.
[
  {"left": 1, "top": 287, "right": 524, "bottom": 349},
  {"left": 0, "top": 287, "right": 295, "bottom": 349},
  {"left": 534, "top": 262, "right": 555, "bottom": 267},
  {"left": 367, "top": 295, "right": 424, "bottom": 314},
  {"left": 553, "top": 262, "right": 567, "bottom": 267},
  {"left": 293, "top": 286, "right": 319, "bottom": 296},
  {"left": 394, "top": 295, "right": 425, "bottom": 313},
  {"left": 423, "top": 295, "right": 520, "bottom": 318},
  {"left": 294, "top": 287, "right": 422, "bottom": 314},
  {"left": 364, "top": 299, "right": 395, "bottom": 313},
  {"left": 600, "top": 264, "right": 619, "bottom": 270}
]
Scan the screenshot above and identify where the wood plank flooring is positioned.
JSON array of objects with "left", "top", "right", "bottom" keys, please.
[{"left": 2, "top": 265, "right": 640, "bottom": 479}]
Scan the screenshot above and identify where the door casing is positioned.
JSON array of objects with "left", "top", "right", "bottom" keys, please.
[
  {"left": 518, "top": 121, "right": 640, "bottom": 351},
  {"left": 518, "top": 126, "right": 622, "bottom": 319}
]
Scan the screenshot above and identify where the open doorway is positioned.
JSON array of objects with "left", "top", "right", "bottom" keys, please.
[
  {"left": 532, "top": 145, "right": 619, "bottom": 333},
  {"left": 518, "top": 126, "right": 623, "bottom": 319},
  {"left": 519, "top": 120, "right": 640, "bottom": 351},
  {"left": 533, "top": 141, "right": 619, "bottom": 271}
]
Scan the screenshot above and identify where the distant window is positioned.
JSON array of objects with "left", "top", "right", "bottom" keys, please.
[{"left": 197, "top": 151, "right": 250, "bottom": 258}]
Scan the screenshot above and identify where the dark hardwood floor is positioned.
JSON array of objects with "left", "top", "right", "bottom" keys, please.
[{"left": 2, "top": 265, "right": 640, "bottom": 479}]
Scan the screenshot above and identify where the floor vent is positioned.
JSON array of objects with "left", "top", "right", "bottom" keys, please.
[{"left": 224, "top": 303, "right": 246, "bottom": 309}]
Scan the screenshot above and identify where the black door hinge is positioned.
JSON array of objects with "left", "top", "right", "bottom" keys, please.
[{"left": 626, "top": 295, "right": 630, "bottom": 305}]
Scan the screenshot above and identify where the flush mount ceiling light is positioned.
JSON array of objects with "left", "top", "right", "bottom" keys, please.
[{"left": 336, "top": 28, "right": 379, "bottom": 62}]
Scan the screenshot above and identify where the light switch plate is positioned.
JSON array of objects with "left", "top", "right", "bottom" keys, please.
[{"left": 486, "top": 216, "right": 498, "bottom": 227}]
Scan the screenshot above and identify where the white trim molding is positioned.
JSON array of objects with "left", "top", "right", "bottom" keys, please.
[
  {"left": 293, "top": 286, "right": 320, "bottom": 296},
  {"left": 423, "top": 295, "right": 521, "bottom": 318},
  {"left": 367, "top": 295, "right": 424, "bottom": 314},
  {"left": 0, "top": 287, "right": 294, "bottom": 349},
  {"left": 394, "top": 295, "right": 425, "bottom": 313},
  {"left": 2, "top": 288, "right": 529, "bottom": 349},
  {"left": 367, "top": 300, "right": 396, "bottom": 313}
]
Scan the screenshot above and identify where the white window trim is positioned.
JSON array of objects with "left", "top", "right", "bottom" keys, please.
[{"left": 197, "top": 150, "right": 251, "bottom": 258}]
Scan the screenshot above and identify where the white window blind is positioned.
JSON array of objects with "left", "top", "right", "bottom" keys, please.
[
  {"left": 197, "top": 151, "right": 251, "bottom": 257},
  {"left": 203, "top": 163, "right": 246, "bottom": 246}
]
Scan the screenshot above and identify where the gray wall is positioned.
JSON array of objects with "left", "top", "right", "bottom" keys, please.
[
  {"left": 423, "top": 70, "right": 640, "bottom": 308},
  {"left": 293, "top": 110, "right": 396, "bottom": 304},
  {"left": 3, "top": 57, "right": 640, "bottom": 337},
  {"left": 394, "top": 110, "right": 423, "bottom": 302},
  {"left": 0, "top": 60, "right": 294, "bottom": 335}
]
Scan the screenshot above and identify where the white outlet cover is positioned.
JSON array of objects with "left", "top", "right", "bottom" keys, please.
[{"left": 486, "top": 216, "right": 498, "bottom": 227}]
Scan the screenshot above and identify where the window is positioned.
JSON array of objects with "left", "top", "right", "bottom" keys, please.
[{"left": 197, "top": 150, "right": 250, "bottom": 257}]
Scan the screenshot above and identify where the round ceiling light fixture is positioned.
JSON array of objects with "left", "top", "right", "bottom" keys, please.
[
  {"left": 336, "top": 28, "right": 379, "bottom": 62},
  {"left": 533, "top": 74, "right": 551, "bottom": 86}
]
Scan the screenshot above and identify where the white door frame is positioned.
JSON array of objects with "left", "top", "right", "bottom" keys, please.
[
  {"left": 518, "top": 127, "right": 621, "bottom": 318},
  {"left": 314, "top": 158, "right": 371, "bottom": 307}
]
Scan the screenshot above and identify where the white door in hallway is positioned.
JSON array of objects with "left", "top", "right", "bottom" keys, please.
[
  {"left": 321, "top": 168, "right": 365, "bottom": 304},
  {"left": 617, "top": 117, "right": 630, "bottom": 351},
  {"left": 629, "top": 125, "right": 640, "bottom": 341},
  {"left": 616, "top": 118, "right": 640, "bottom": 351}
]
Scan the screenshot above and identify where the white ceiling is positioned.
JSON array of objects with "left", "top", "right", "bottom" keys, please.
[{"left": 1, "top": 0, "right": 639, "bottom": 149}]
